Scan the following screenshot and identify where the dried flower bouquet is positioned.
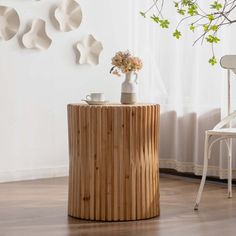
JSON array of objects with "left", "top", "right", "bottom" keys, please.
[{"left": 110, "top": 51, "right": 143, "bottom": 76}]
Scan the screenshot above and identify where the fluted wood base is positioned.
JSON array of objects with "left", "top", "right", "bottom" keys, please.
[{"left": 67, "top": 104, "right": 160, "bottom": 221}]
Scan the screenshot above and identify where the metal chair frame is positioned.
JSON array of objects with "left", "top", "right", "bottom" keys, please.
[{"left": 194, "top": 55, "right": 236, "bottom": 210}]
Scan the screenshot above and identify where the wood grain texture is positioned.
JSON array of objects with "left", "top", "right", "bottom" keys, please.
[{"left": 67, "top": 104, "right": 160, "bottom": 221}]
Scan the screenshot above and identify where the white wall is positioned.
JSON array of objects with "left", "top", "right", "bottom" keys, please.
[{"left": 0, "top": 0, "right": 133, "bottom": 182}]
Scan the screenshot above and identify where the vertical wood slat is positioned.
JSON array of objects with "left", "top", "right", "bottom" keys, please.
[
  {"left": 67, "top": 105, "right": 73, "bottom": 215},
  {"left": 107, "top": 108, "right": 112, "bottom": 221},
  {"left": 136, "top": 107, "right": 141, "bottom": 220},
  {"left": 95, "top": 107, "right": 101, "bottom": 220},
  {"left": 80, "top": 106, "right": 85, "bottom": 219},
  {"left": 124, "top": 107, "right": 131, "bottom": 220},
  {"left": 145, "top": 106, "right": 150, "bottom": 219},
  {"left": 131, "top": 107, "right": 136, "bottom": 220},
  {"left": 67, "top": 104, "right": 160, "bottom": 221},
  {"left": 101, "top": 107, "right": 107, "bottom": 221},
  {"left": 77, "top": 107, "right": 82, "bottom": 217},
  {"left": 141, "top": 107, "right": 146, "bottom": 219},
  {"left": 150, "top": 106, "right": 155, "bottom": 217},
  {"left": 89, "top": 107, "right": 95, "bottom": 220},
  {"left": 72, "top": 106, "right": 77, "bottom": 217},
  {"left": 113, "top": 108, "right": 119, "bottom": 221},
  {"left": 119, "top": 107, "right": 124, "bottom": 221},
  {"left": 74, "top": 106, "right": 79, "bottom": 217},
  {"left": 84, "top": 107, "right": 90, "bottom": 219},
  {"left": 148, "top": 106, "right": 153, "bottom": 217},
  {"left": 156, "top": 105, "right": 160, "bottom": 216}
]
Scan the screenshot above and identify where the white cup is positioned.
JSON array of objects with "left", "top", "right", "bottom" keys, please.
[{"left": 86, "top": 93, "right": 105, "bottom": 101}]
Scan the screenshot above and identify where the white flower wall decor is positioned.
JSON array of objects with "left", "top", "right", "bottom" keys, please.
[
  {"left": 0, "top": 5, "right": 20, "bottom": 41},
  {"left": 54, "top": 0, "right": 82, "bottom": 32},
  {"left": 0, "top": 2, "right": 104, "bottom": 63},
  {"left": 22, "top": 19, "right": 52, "bottom": 50},
  {"left": 76, "top": 34, "right": 103, "bottom": 65}
]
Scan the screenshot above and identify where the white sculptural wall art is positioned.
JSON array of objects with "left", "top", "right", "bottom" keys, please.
[
  {"left": 22, "top": 19, "right": 52, "bottom": 50},
  {"left": 76, "top": 34, "right": 103, "bottom": 66},
  {"left": 0, "top": 2, "right": 104, "bottom": 63},
  {"left": 54, "top": 0, "right": 82, "bottom": 32},
  {"left": 0, "top": 5, "right": 20, "bottom": 41}
]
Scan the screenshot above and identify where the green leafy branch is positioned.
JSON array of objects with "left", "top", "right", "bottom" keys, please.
[{"left": 140, "top": 0, "right": 236, "bottom": 65}]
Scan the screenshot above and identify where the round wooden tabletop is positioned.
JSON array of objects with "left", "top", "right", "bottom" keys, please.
[{"left": 69, "top": 103, "right": 159, "bottom": 107}]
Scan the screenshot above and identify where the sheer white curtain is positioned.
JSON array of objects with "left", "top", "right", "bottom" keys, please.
[{"left": 132, "top": 0, "right": 236, "bottom": 178}]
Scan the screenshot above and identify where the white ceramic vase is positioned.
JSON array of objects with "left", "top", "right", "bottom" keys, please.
[{"left": 120, "top": 71, "right": 138, "bottom": 104}]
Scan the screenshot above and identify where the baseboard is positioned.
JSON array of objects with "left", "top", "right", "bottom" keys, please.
[
  {"left": 160, "top": 159, "right": 236, "bottom": 179},
  {"left": 1, "top": 160, "right": 234, "bottom": 183},
  {"left": 0, "top": 166, "right": 69, "bottom": 183}
]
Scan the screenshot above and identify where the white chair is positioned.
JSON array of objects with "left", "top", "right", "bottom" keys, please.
[{"left": 194, "top": 55, "right": 236, "bottom": 210}]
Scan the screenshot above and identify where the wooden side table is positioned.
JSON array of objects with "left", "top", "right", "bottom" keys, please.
[{"left": 67, "top": 104, "right": 160, "bottom": 221}]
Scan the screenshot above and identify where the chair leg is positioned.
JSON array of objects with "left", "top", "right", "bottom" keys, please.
[
  {"left": 228, "top": 138, "right": 232, "bottom": 198},
  {"left": 194, "top": 133, "right": 209, "bottom": 210}
]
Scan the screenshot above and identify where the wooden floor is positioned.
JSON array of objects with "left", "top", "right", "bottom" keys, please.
[{"left": 0, "top": 174, "right": 236, "bottom": 236}]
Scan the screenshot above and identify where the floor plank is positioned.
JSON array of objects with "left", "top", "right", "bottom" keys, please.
[{"left": 0, "top": 174, "right": 236, "bottom": 236}]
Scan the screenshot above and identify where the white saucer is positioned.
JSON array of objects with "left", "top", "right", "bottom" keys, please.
[{"left": 82, "top": 99, "right": 109, "bottom": 105}]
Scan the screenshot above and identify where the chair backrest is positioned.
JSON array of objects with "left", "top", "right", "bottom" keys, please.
[
  {"left": 220, "top": 55, "right": 236, "bottom": 73},
  {"left": 220, "top": 55, "right": 236, "bottom": 116}
]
